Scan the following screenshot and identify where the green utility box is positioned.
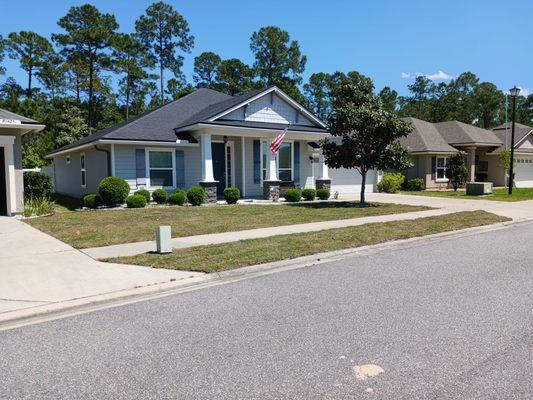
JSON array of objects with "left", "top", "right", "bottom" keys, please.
[{"left": 466, "top": 182, "right": 493, "bottom": 195}]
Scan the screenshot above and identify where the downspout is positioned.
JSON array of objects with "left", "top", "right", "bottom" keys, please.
[{"left": 94, "top": 145, "right": 111, "bottom": 176}]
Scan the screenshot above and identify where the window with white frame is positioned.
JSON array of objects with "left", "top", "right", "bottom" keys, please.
[
  {"left": 435, "top": 156, "right": 448, "bottom": 180},
  {"left": 261, "top": 141, "right": 293, "bottom": 182},
  {"left": 80, "top": 153, "right": 86, "bottom": 187},
  {"left": 148, "top": 150, "right": 173, "bottom": 187}
]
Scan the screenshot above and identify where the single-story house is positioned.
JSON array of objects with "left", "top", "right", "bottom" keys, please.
[
  {"left": 47, "top": 86, "right": 377, "bottom": 201},
  {"left": 0, "top": 109, "right": 45, "bottom": 216},
  {"left": 400, "top": 117, "right": 533, "bottom": 188}
]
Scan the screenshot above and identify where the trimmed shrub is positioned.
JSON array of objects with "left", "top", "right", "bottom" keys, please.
[
  {"left": 126, "top": 194, "right": 147, "bottom": 208},
  {"left": 134, "top": 189, "right": 151, "bottom": 203},
  {"left": 24, "top": 171, "right": 53, "bottom": 199},
  {"left": 152, "top": 188, "right": 168, "bottom": 204},
  {"left": 168, "top": 189, "right": 187, "bottom": 206},
  {"left": 403, "top": 178, "right": 425, "bottom": 191},
  {"left": 377, "top": 173, "right": 405, "bottom": 193},
  {"left": 284, "top": 188, "right": 302, "bottom": 202},
  {"left": 316, "top": 188, "right": 330, "bottom": 200},
  {"left": 223, "top": 186, "right": 240, "bottom": 204},
  {"left": 98, "top": 176, "right": 130, "bottom": 206},
  {"left": 83, "top": 194, "right": 102, "bottom": 209},
  {"left": 187, "top": 185, "right": 205, "bottom": 206},
  {"left": 302, "top": 188, "right": 316, "bottom": 201}
]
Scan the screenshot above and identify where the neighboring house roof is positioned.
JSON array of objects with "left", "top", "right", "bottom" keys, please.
[
  {"left": 47, "top": 86, "right": 327, "bottom": 157},
  {"left": 434, "top": 121, "right": 502, "bottom": 146},
  {"left": 492, "top": 122, "right": 533, "bottom": 149},
  {"left": 399, "top": 117, "right": 458, "bottom": 153},
  {"left": 0, "top": 108, "right": 39, "bottom": 124}
]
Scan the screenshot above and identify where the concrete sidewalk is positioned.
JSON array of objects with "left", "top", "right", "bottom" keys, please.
[
  {"left": 83, "top": 208, "right": 453, "bottom": 259},
  {"left": 0, "top": 217, "right": 205, "bottom": 315}
]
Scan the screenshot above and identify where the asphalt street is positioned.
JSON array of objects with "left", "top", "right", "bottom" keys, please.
[{"left": 1, "top": 222, "right": 532, "bottom": 399}]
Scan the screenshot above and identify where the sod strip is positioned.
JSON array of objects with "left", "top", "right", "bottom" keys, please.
[{"left": 106, "top": 211, "right": 509, "bottom": 273}]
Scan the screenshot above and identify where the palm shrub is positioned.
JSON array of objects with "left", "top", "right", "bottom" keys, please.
[
  {"left": 134, "top": 189, "right": 151, "bottom": 203},
  {"left": 24, "top": 171, "right": 53, "bottom": 199},
  {"left": 187, "top": 185, "right": 205, "bottom": 206},
  {"left": 377, "top": 173, "right": 405, "bottom": 193},
  {"left": 302, "top": 188, "right": 316, "bottom": 201},
  {"left": 284, "top": 188, "right": 302, "bottom": 202},
  {"left": 223, "top": 186, "right": 240, "bottom": 204},
  {"left": 168, "top": 189, "right": 187, "bottom": 205},
  {"left": 83, "top": 194, "right": 102, "bottom": 209},
  {"left": 24, "top": 197, "right": 55, "bottom": 217},
  {"left": 448, "top": 152, "right": 468, "bottom": 191},
  {"left": 98, "top": 176, "right": 130, "bottom": 206},
  {"left": 316, "top": 188, "right": 330, "bottom": 200},
  {"left": 126, "top": 194, "right": 147, "bottom": 208},
  {"left": 152, "top": 189, "right": 168, "bottom": 204}
]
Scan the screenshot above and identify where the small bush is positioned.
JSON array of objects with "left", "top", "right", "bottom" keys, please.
[
  {"left": 83, "top": 194, "right": 102, "bottom": 209},
  {"left": 223, "top": 186, "right": 240, "bottom": 204},
  {"left": 134, "top": 189, "right": 151, "bottom": 203},
  {"left": 152, "top": 188, "right": 168, "bottom": 204},
  {"left": 377, "top": 173, "right": 405, "bottom": 193},
  {"left": 187, "top": 185, "right": 205, "bottom": 206},
  {"left": 302, "top": 188, "right": 316, "bottom": 201},
  {"left": 98, "top": 176, "right": 130, "bottom": 206},
  {"left": 284, "top": 188, "right": 302, "bottom": 202},
  {"left": 403, "top": 178, "right": 425, "bottom": 191},
  {"left": 126, "top": 194, "right": 147, "bottom": 208},
  {"left": 316, "top": 188, "right": 330, "bottom": 200},
  {"left": 24, "top": 171, "right": 53, "bottom": 199},
  {"left": 24, "top": 197, "right": 55, "bottom": 217},
  {"left": 168, "top": 189, "right": 187, "bottom": 206}
]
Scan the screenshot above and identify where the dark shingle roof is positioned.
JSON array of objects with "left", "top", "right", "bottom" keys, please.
[
  {"left": 0, "top": 108, "right": 39, "bottom": 124},
  {"left": 399, "top": 117, "right": 458, "bottom": 153},
  {"left": 434, "top": 121, "right": 502, "bottom": 146},
  {"left": 492, "top": 122, "right": 532, "bottom": 148}
]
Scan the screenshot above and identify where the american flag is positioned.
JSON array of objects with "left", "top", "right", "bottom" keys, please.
[{"left": 269, "top": 127, "right": 288, "bottom": 155}]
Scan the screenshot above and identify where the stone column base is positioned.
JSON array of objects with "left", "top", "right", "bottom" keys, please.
[
  {"left": 199, "top": 181, "right": 219, "bottom": 203},
  {"left": 315, "top": 179, "right": 331, "bottom": 191},
  {"left": 263, "top": 180, "right": 280, "bottom": 200}
]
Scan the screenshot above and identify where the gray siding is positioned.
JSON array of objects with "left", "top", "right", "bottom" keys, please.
[
  {"left": 0, "top": 128, "right": 24, "bottom": 213},
  {"left": 114, "top": 145, "right": 137, "bottom": 190}
]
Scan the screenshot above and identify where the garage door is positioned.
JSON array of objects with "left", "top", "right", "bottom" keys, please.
[
  {"left": 514, "top": 157, "right": 533, "bottom": 187},
  {"left": 329, "top": 168, "right": 377, "bottom": 195}
]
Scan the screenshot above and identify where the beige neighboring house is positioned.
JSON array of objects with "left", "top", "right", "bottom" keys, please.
[
  {"left": 400, "top": 117, "right": 533, "bottom": 189},
  {"left": 0, "top": 109, "right": 45, "bottom": 216}
]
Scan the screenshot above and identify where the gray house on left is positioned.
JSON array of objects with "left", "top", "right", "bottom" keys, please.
[{"left": 0, "top": 109, "right": 45, "bottom": 216}]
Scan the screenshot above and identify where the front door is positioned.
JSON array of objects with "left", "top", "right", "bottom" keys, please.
[
  {"left": 0, "top": 149, "right": 7, "bottom": 215},
  {"left": 212, "top": 142, "right": 226, "bottom": 196}
]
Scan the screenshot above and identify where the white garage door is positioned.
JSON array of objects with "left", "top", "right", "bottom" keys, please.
[
  {"left": 329, "top": 168, "right": 377, "bottom": 195},
  {"left": 514, "top": 157, "right": 533, "bottom": 187}
]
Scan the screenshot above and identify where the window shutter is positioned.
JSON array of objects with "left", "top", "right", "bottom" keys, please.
[
  {"left": 293, "top": 141, "right": 300, "bottom": 184},
  {"left": 135, "top": 149, "right": 146, "bottom": 186},
  {"left": 175, "top": 150, "right": 185, "bottom": 188},
  {"left": 253, "top": 140, "right": 260, "bottom": 184},
  {"left": 431, "top": 156, "right": 436, "bottom": 180}
]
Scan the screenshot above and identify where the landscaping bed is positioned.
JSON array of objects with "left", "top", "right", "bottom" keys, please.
[
  {"left": 106, "top": 211, "right": 509, "bottom": 273},
  {"left": 402, "top": 187, "right": 533, "bottom": 202},
  {"left": 25, "top": 202, "right": 429, "bottom": 249}
]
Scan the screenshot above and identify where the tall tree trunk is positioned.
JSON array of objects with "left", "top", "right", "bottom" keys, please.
[
  {"left": 160, "top": 58, "right": 164, "bottom": 105},
  {"left": 359, "top": 169, "right": 367, "bottom": 205},
  {"left": 88, "top": 62, "right": 94, "bottom": 131},
  {"left": 159, "top": 26, "right": 164, "bottom": 105},
  {"left": 27, "top": 65, "right": 33, "bottom": 97},
  {"left": 125, "top": 75, "right": 130, "bottom": 120}
]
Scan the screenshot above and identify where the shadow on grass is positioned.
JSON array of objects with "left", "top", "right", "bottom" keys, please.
[
  {"left": 52, "top": 193, "right": 83, "bottom": 211},
  {"left": 285, "top": 201, "right": 376, "bottom": 209}
]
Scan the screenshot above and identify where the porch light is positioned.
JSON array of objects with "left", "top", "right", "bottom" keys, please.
[
  {"left": 223, "top": 135, "right": 229, "bottom": 144},
  {"left": 509, "top": 86, "right": 521, "bottom": 97}
]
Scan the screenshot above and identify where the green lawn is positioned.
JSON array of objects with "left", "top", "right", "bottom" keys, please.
[
  {"left": 107, "top": 211, "right": 509, "bottom": 273},
  {"left": 402, "top": 187, "right": 533, "bottom": 202},
  {"left": 26, "top": 201, "right": 429, "bottom": 249}
]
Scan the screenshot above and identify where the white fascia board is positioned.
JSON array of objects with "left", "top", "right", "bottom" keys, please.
[
  {"left": 0, "top": 123, "right": 45, "bottom": 133},
  {"left": 513, "top": 128, "right": 533, "bottom": 147},
  {"left": 187, "top": 123, "right": 329, "bottom": 140},
  {"left": 207, "top": 86, "right": 327, "bottom": 128}
]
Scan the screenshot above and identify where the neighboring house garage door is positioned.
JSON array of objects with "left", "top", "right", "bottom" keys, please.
[
  {"left": 514, "top": 157, "right": 533, "bottom": 187},
  {"left": 329, "top": 168, "right": 377, "bottom": 195}
]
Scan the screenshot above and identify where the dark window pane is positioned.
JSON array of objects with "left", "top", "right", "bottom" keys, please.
[
  {"left": 279, "top": 170, "right": 292, "bottom": 181},
  {"left": 278, "top": 143, "right": 291, "bottom": 168},
  {"left": 149, "top": 151, "right": 172, "bottom": 168},
  {"left": 150, "top": 169, "right": 173, "bottom": 187}
]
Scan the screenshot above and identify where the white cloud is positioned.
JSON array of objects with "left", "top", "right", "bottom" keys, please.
[
  {"left": 516, "top": 87, "right": 530, "bottom": 97},
  {"left": 401, "top": 70, "right": 453, "bottom": 81}
]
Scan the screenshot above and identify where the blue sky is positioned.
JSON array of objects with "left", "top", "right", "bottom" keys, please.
[{"left": 1, "top": 0, "right": 531, "bottom": 96}]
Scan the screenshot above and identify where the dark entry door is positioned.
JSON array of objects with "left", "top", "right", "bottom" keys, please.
[
  {"left": 0, "top": 150, "right": 7, "bottom": 215},
  {"left": 212, "top": 142, "right": 226, "bottom": 196}
]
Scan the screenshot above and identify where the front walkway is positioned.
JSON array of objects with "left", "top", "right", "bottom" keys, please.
[{"left": 0, "top": 217, "right": 204, "bottom": 315}]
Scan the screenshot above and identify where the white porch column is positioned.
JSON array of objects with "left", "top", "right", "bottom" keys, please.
[
  {"left": 200, "top": 132, "right": 215, "bottom": 182},
  {"left": 1, "top": 137, "right": 17, "bottom": 215},
  {"left": 266, "top": 144, "right": 278, "bottom": 181},
  {"left": 466, "top": 147, "right": 476, "bottom": 182},
  {"left": 318, "top": 153, "right": 329, "bottom": 180}
]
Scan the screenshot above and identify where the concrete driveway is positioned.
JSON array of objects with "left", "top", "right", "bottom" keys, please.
[{"left": 0, "top": 217, "right": 203, "bottom": 315}]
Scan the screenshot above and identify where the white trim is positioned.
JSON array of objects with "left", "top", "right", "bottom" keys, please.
[
  {"left": 241, "top": 136, "right": 246, "bottom": 196},
  {"left": 0, "top": 136, "right": 15, "bottom": 145},
  {"left": 1, "top": 142, "right": 17, "bottom": 215},
  {"left": 145, "top": 148, "right": 176, "bottom": 190},
  {"left": 80, "top": 152, "right": 86, "bottom": 188},
  {"left": 514, "top": 128, "right": 533, "bottom": 147},
  {"left": 0, "top": 123, "right": 44, "bottom": 132},
  {"left": 435, "top": 156, "right": 448, "bottom": 182},
  {"left": 110, "top": 144, "right": 115, "bottom": 176},
  {"left": 177, "top": 123, "right": 329, "bottom": 138},
  {"left": 225, "top": 141, "right": 235, "bottom": 187},
  {"left": 206, "top": 86, "right": 327, "bottom": 128}
]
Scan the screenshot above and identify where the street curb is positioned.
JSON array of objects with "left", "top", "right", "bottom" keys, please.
[{"left": 1, "top": 217, "right": 531, "bottom": 331}]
